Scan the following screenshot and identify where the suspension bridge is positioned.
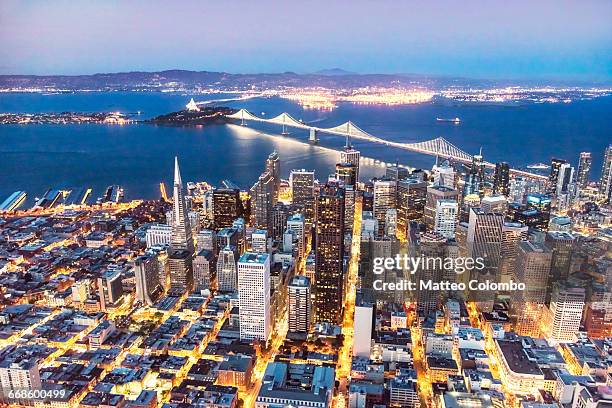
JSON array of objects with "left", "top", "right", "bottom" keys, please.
[{"left": 225, "top": 109, "right": 547, "bottom": 180}]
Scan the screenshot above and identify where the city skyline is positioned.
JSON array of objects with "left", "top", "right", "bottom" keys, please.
[{"left": 0, "top": 3, "right": 611, "bottom": 408}]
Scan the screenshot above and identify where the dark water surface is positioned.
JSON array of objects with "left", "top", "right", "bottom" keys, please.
[{"left": 1, "top": 92, "right": 610, "bottom": 204}]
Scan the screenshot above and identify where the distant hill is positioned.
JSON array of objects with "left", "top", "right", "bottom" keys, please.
[
  {"left": 314, "top": 68, "right": 357, "bottom": 76},
  {"left": 0, "top": 69, "right": 453, "bottom": 91},
  {"left": 1, "top": 69, "right": 595, "bottom": 91}
]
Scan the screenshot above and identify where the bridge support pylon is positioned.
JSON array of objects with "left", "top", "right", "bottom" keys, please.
[
  {"left": 281, "top": 123, "right": 290, "bottom": 135},
  {"left": 309, "top": 128, "right": 319, "bottom": 144}
]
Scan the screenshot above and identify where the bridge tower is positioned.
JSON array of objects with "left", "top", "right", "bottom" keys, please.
[
  {"left": 281, "top": 122, "right": 290, "bottom": 135},
  {"left": 309, "top": 128, "right": 319, "bottom": 144}
]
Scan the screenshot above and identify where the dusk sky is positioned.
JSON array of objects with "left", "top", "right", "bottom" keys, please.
[{"left": 1, "top": 0, "right": 611, "bottom": 80}]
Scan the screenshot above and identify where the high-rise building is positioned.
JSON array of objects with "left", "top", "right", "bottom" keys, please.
[
  {"left": 335, "top": 162, "right": 357, "bottom": 187},
  {"left": 464, "top": 150, "right": 486, "bottom": 197},
  {"left": 341, "top": 136, "right": 360, "bottom": 182},
  {"left": 167, "top": 157, "right": 195, "bottom": 295},
  {"left": 193, "top": 249, "right": 215, "bottom": 290},
  {"left": 386, "top": 164, "right": 409, "bottom": 181},
  {"left": 287, "top": 276, "right": 311, "bottom": 336},
  {"left": 314, "top": 183, "right": 345, "bottom": 324},
  {"left": 170, "top": 157, "right": 194, "bottom": 252},
  {"left": 353, "top": 290, "right": 374, "bottom": 358},
  {"left": 480, "top": 195, "right": 507, "bottom": 215},
  {"left": 250, "top": 171, "right": 274, "bottom": 230},
  {"left": 467, "top": 208, "right": 504, "bottom": 310},
  {"left": 344, "top": 185, "right": 356, "bottom": 235},
  {"left": 213, "top": 188, "right": 242, "bottom": 230},
  {"left": 493, "top": 162, "right": 510, "bottom": 196},
  {"left": 555, "top": 163, "right": 574, "bottom": 197},
  {"left": 286, "top": 213, "right": 305, "bottom": 259},
  {"left": 396, "top": 178, "right": 427, "bottom": 238},
  {"left": 509, "top": 176, "right": 529, "bottom": 204},
  {"left": 424, "top": 185, "right": 459, "bottom": 232},
  {"left": 599, "top": 145, "right": 612, "bottom": 202},
  {"left": 432, "top": 159, "right": 456, "bottom": 189},
  {"left": 511, "top": 241, "right": 551, "bottom": 337},
  {"left": 266, "top": 150, "right": 281, "bottom": 204},
  {"left": 373, "top": 179, "right": 396, "bottom": 237},
  {"left": 499, "top": 222, "right": 528, "bottom": 283},
  {"left": 385, "top": 209, "right": 398, "bottom": 238},
  {"left": 98, "top": 268, "right": 124, "bottom": 312},
  {"left": 544, "top": 231, "right": 575, "bottom": 303},
  {"left": 271, "top": 203, "right": 290, "bottom": 241},
  {"left": 251, "top": 229, "right": 268, "bottom": 253},
  {"left": 195, "top": 229, "right": 216, "bottom": 253},
  {"left": 545, "top": 282, "right": 585, "bottom": 343},
  {"left": 290, "top": 169, "right": 315, "bottom": 224},
  {"left": 549, "top": 158, "right": 567, "bottom": 193},
  {"left": 525, "top": 193, "right": 552, "bottom": 230},
  {"left": 576, "top": 152, "right": 592, "bottom": 189},
  {"left": 237, "top": 252, "right": 271, "bottom": 342},
  {"left": 434, "top": 199, "right": 458, "bottom": 239},
  {"left": 135, "top": 254, "right": 161, "bottom": 306},
  {"left": 168, "top": 249, "right": 193, "bottom": 294},
  {"left": 217, "top": 245, "right": 238, "bottom": 292}
]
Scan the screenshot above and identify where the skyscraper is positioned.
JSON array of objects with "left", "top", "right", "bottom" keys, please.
[
  {"left": 250, "top": 171, "right": 274, "bottom": 230},
  {"left": 286, "top": 213, "right": 305, "bottom": 260},
  {"left": 511, "top": 241, "right": 551, "bottom": 337},
  {"left": 213, "top": 188, "right": 242, "bottom": 230},
  {"left": 168, "top": 157, "right": 194, "bottom": 294},
  {"left": 525, "top": 193, "right": 552, "bottom": 231},
  {"left": 266, "top": 150, "right": 281, "bottom": 204},
  {"left": 599, "top": 145, "right": 612, "bottom": 202},
  {"left": 499, "top": 222, "right": 528, "bottom": 283},
  {"left": 170, "top": 157, "right": 193, "bottom": 252},
  {"left": 251, "top": 229, "right": 268, "bottom": 253},
  {"left": 555, "top": 162, "right": 574, "bottom": 197},
  {"left": 287, "top": 276, "right": 311, "bottom": 337},
  {"left": 341, "top": 135, "right": 360, "bottom": 182},
  {"left": 168, "top": 249, "right": 193, "bottom": 294},
  {"left": 549, "top": 158, "right": 567, "bottom": 193},
  {"left": 314, "top": 183, "right": 345, "bottom": 324},
  {"left": 432, "top": 159, "right": 456, "bottom": 189},
  {"left": 344, "top": 185, "right": 356, "bottom": 235},
  {"left": 467, "top": 208, "right": 504, "bottom": 310},
  {"left": 434, "top": 199, "right": 458, "bottom": 239},
  {"left": 545, "top": 282, "right": 585, "bottom": 343},
  {"left": 493, "top": 162, "right": 510, "bottom": 196},
  {"left": 237, "top": 252, "right": 271, "bottom": 342},
  {"left": 373, "top": 179, "right": 396, "bottom": 237},
  {"left": 396, "top": 178, "right": 427, "bottom": 238},
  {"left": 98, "top": 268, "right": 124, "bottom": 312},
  {"left": 464, "top": 150, "right": 485, "bottom": 197},
  {"left": 576, "top": 152, "right": 592, "bottom": 189},
  {"left": 424, "top": 185, "right": 459, "bottom": 232},
  {"left": 544, "top": 231, "right": 575, "bottom": 303},
  {"left": 217, "top": 245, "right": 238, "bottom": 292},
  {"left": 335, "top": 162, "right": 357, "bottom": 187},
  {"left": 290, "top": 169, "right": 315, "bottom": 224},
  {"left": 385, "top": 164, "right": 409, "bottom": 181},
  {"left": 135, "top": 254, "right": 162, "bottom": 306},
  {"left": 193, "top": 249, "right": 215, "bottom": 290},
  {"left": 271, "top": 203, "right": 290, "bottom": 241}
]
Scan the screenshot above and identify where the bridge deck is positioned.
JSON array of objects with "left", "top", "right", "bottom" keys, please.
[{"left": 226, "top": 109, "right": 546, "bottom": 180}]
